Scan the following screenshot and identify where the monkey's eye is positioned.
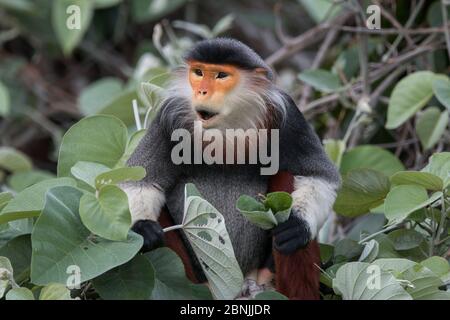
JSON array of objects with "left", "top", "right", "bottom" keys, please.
[
  {"left": 216, "top": 72, "right": 229, "bottom": 79},
  {"left": 193, "top": 69, "right": 203, "bottom": 76}
]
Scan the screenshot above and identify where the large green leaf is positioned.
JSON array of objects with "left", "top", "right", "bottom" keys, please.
[
  {"left": 264, "top": 192, "right": 292, "bottom": 224},
  {"left": 386, "top": 71, "right": 436, "bottom": 129},
  {"left": 145, "top": 247, "right": 212, "bottom": 300},
  {"left": 298, "top": 69, "right": 342, "bottom": 93},
  {"left": 98, "top": 89, "right": 139, "bottom": 126},
  {"left": 422, "top": 152, "right": 450, "bottom": 188},
  {"left": 70, "top": 161, "right": 111, "bottom": 188},
  {"left": 0, "top": 256, "right": 13, "bottom": 298},
  {"left": 432, "top": 76, "right": 450, "bottom": 110},
  {"left": 374, "top": 258, "right": 450, "bottom": 300},
  {"left": 334, "top": 169, "right": 391, "bottom": 217},
  {"left": 52, "top": 0, "right": 94, "bottom": 55},
  {"left": 387, "top": 229, "right": 424, "bottom": 251},
  {"left": 79, "top": 185, "right": 131, "bottom": 241},
  {"left": 57, "top": 115, "right": 128, "bottom": 177},
  {"left": 384, "top": 185, "right": 442, "bottom": 223},
  {"left": 181, "top": 184, "right": 243, "bottom": 300},
  {"left": 131, "top": 0, "right": 187, "bottom": 23},
  {"left": 5, "top": 287, "right": 34, "bottom": 300},
  {"left": 95, "top": 166, "right": 146, "bottom": 189},
  {"left": 30, "top": 186, "right": 142, "bottom": 285},
  {"left": 7, "top": 170, "right": 55, "bottom": 192},
  {"left": 93, "top": 255, "right": 154, "bottom": 300},
  {"left": 0, "top": 81, "right": 10, "bottom": 116},
  {"left": 324, "top": 139, "right": 345, "bottom": 168},
  {"left": 416, "top": 107, "right": 449, "bottom": 150},
  {"left": 236, "top": 195, "right": 277, "bottom": 230},
  {"left": 0, "top": 192, "right": 13, "bottom": 211},
  {"left": 78, "top": 77, "right": 123, "bottom": 116},
  {"left": 390, "top": 171, "right": 443, "bottom": 191},
  {"left": 341, "top": 145, "right": 404, "bottom": 176},
  {"left": 39, "top": 283, "right": 72, "bottom": 300},
  {"left": 0, "top": 235, "right": 31, "bottom": 283},
  {"left": 333, "top": 262, "right": 412, "bottom": 300},
  {"left": 0, "top": 147, "right": 32, "bottom": 173},
  {"left": 421, "top": 256, "right": 450, "bottom": 283},
  {"left": 0, "top": 178, "right": 76, "bottom": 224},
  {"left": 298, "top": 0, "right": 342, "bottom": 23}
]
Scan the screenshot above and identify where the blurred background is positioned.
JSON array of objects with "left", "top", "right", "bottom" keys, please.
[{"left": 0, "top": 0, "right": 449, "bottom": 196}]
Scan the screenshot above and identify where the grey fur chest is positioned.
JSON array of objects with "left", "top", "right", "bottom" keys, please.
[{"left": 165, "top": 164, "right": 270, "bottom": 277}]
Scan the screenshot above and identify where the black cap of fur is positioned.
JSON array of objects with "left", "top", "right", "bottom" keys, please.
[{"left": 184, "top": 38, "right": 274, "bottom": 80}]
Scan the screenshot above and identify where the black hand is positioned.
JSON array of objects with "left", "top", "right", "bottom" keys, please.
[
  {"left": 272, "top": 209, "right": 311, "bottom": 255},
  {"left": 132, "top": 220, "right": 165, "bottom": 252}
]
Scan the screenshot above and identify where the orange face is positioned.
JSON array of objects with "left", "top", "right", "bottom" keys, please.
[{"left": 188, "top": 61, "right": 240, "bottom": 106}]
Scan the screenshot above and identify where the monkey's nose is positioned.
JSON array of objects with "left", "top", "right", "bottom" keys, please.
[{"left": 198, "top": 90, "right": 208, "bottom": 96}]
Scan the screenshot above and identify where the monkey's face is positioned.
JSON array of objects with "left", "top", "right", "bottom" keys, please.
[{"left": 188, "top": 62, "right": 240, "bottom": 128}]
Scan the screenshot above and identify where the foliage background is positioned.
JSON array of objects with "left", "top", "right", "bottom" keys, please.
[{"left": 0, "top": 0, "right": 449, "bottom": 300}]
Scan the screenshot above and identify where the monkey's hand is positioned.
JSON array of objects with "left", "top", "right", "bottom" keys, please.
[
  {"left": 272, "top": 208, "right": 311, "bottom": 255},
  {"left": 132, "top": 220, "right": 165, "bottom": 252}
]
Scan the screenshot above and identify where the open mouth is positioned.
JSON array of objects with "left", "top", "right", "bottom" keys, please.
[{"left": 196, "top": 108, "right": 219, "bottom": 121}]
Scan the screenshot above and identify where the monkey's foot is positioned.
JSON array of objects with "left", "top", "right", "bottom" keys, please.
[{"left": 235, "top": 279, "right": 274, "bottom": 300}]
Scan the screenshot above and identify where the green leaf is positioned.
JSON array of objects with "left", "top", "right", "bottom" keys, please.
[
  {"left": 212, "top": 14, "right": 235, "bottom": 36},
  {"left": 421, "top": 256, "right": 450, "bottom": 283},
  {"left": 93, "top": 255, "right": 154, "bottom": 300},
  {"left": 298, "top": 0, "right": 342, "bottom": 23},
  {"left": 94, "top": 0, "right": 122, "bottom": 9},
  {"left": 79, "top": 77, "right": 123, "bottom": 116},
  {"left": 333, "top": 262, "right": 412, "bottom": 300},
  {"left": 7, "top": 170, "right": 55, "bottom": 192},
  {"left": 0, "top": 81, "right": 10, "bottom": 116},
  {"left": 98, "top": 89, "right": 139, "bottom": 126},
  {"left": 358, "top": 239, "right": 379, "bottom": 263},
  {"left": 422, "top": 152, "right": 450, "bottom": 188},
  {"left": 95, "top": 166, "right": 146, "bottom": 189},
  {"left": 386, "top": 71, "right": 436, "bottom": 129},
  {"left": 387, "top": 229, "right": 424, "bottom": 251},
  {"left": 264, "top": 192, "right": 292, "bottom": 224},
  {"left": 341, "top": 145, "right": 404, "bottom": 176},
  {"left": 6, "top": 287, "right": 34, "bottom": 300},
  {"left": 0, "top": 235, "right": 31, "bottom": 283},
  {"left": 0, "top": 256, "right": 13, "bottom": 298},
  {"left": 182, "top": 184, "right": 244, "bottom": 300},
  {"left": 0, "top": 147, "right": 32, "bottom": 173},
  {"left": 70, "top": 161, "right": 111, "bottom": 188},
  {"left": 390, "top": 171, "right": 443, "bottom": 191},
  {"left": 334, "top": 169, "right": 391, "bottom": 217},
  {"left": 433, "top": 76, "right": 450, "bottom": 110},
  {"left": 145, "top": 247, "right": 212, "bottom": 300},
  {"left": 52, "top": 0, "right": 94, "bottom": 55},
  {"left": 324, "top": 139, "right": 345, "bottom": 168},
  {"left": 116, "top": 129, "right": 146, "bottom": 167},
  {"left": 131, "top": 0, "right": 187, "bottom": 23},
  {"left": 30, "top": 186, "right": 142, "bottom": 285},
  {"left": 0, "top": 192, "right": 13, "bottom": 211},
  {"left": 416, "top": 107, "right": 449, "bottom": 150},
  {"left": 57, "top": 115, "right": 128, "bottom": 177},
  {"left": 334, "top": 238, "right": 363, "bottom": 261},
  {"left": 39, "top": 283, "right": 71, "bottom": 300},
  {"left": 79, "top": 185, "right": 131, "bottom": 241},
  {"left": 0, "top": 178, "right": 76, "bottom": 224},
  {"left": 384, "top": 185, "right": 442, "bottom": 223},
  {"left": 298, "top": 69, "right": 342, "bottom": 93},
  {"left": 236, "top": 195, "right": 277, "bottom": 230}
]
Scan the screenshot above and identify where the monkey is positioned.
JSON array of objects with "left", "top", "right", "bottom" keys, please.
[{"left": 121, "top": 38, "right": 340, "bottom": 299}]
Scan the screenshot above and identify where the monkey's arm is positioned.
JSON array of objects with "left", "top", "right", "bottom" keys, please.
[
  {"left": 120, "top": 106, "right": 181, "bottom": 250},
  {"left": 273, "top": 93, "right": 341, "bottom": 254}
]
